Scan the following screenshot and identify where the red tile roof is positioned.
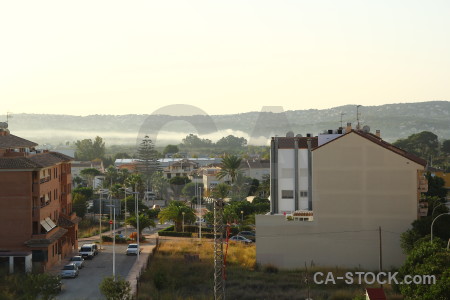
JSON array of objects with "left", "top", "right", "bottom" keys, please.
[
  {"left": 0, "top": 152, "right": 73, "bottom": 170},
  {"left": 312, "top": 130, "right": 427, "bottom": 167},
  {"left": 366, "top": 288, "right": 386, "bottom": 300},
  {"left": 0, "top": 134, "right": 38, "bottom": 149}
]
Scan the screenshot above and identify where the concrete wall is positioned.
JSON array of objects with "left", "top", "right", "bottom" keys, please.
[{"left": 257, "top": 132, "right": 424, "bottom": 269}]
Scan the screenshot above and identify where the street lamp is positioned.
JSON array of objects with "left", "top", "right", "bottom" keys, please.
[
  {"left": 135, "top": 183, "right": 140, "bottom": 259},
  {"left": 106, "top": 204, "right": 116, "bottom": 281},
  {"left": 182, "top": 212, "right": 185, "bottom": 232},
  {"left": 241, "top": 210, "right": 244, "bottom": 223},
  {"left": 431, "top": 201, "right": 450, "bottom": 217},
  {"left": 198, "top": 186, "right": 202, "bottom": 241},
  {"left": 431, "top": 212, "right": 450, "bottom": 242},
  {"left": 120, "top": 187, "right": 133, "bottom": 237},
  {"left": 97, "top": 188, "right": 109, "bottom": 250}
]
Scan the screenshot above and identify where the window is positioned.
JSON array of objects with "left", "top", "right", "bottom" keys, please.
[
  {"left": 281, "top": 190, "right": 294, "bottom": 199},
  {"left": 300, "top": 191, "right": 308, "bottom": 197},
  {"left": 281, "top": 168, "right": 294, "bottom": 178}
]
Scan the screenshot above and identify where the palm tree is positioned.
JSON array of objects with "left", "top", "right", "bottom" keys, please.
[
  {"left": 211, "top": 183, "right": 230, "bottom": 199},
  {"left": 158, "top": 201, "right": 196, "bottom": 232},
  {"left": 217, "top": 154, "right": 242, "bottom": 184},
  {"left": 126, "top": 214, "right": 155, "bottom": 237}
]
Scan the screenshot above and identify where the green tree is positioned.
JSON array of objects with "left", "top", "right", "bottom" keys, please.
[
  {"left": 400, "top": 201, "right": 450, "bottom": 254},
  {"left": 80, "top": 168, "right": 102, "bottom": 187},
  {"left": 396, "top": 238, "right": 450, "bottom": 299},
  {"left": 182, "top": 182, "right": 204, "bottom": 198},
  {"left": 72, "top": 193, "right": 88, "bottom": 218},
  {"left": 151, "top": 171, "right": 168, "bottom": 200},
  {"left": 126, "top": 214, "right": 155, "bottom": 237},
  {"left": 211, "top": 183, "right": 230, "bottom": 199},
  {"left": 217, "top": 154, "right": 242, "bottom": 184},
  {"left": 99, "top": 276, "right": 132, "bottom": 300},
  {"left": 104, "top": 166, "right": 119, "bottom": 187},
  {"left": 75, "top": 136, "right": 106, "bottom": 161},
  {"left": 181, "top": 134, "right": 212, "bottom": 148},
  {"left": 136, "top": 135, "right": 160, "bottom": 181},
  {"left": 124, "top": 195, "right": 146, "bottom": 214},
  {"left": 258, "top": 174, "right": 270, "bottom": 198},
  {"left": 215, "top": 135, "right": 247, "bottom": 149},
  {"left": 72, "top": 186, "right": 93, "bottom": 199},
  {"left": 252, "top": 197, "right": 270, "bottom": 214},
  {"left": 125, "top": 173, "right": 143, "bottom": 192},
  {"left": 158, "top": 201, "right": 196, "bottom": 232},
  {"left": 163, "top": 144, "right": 179, "bottom": 155},
  {"left": 169, "top": 176, "right": 191, "bottom": 185},
  {"left": 425, "top": 173, "right": 448, "bottom": 199},
  {"left": 73, "top": 175, "right": 84, "bottom": 187},
  {"left": 393, "top": 131, "right": 439, "bottom": 162},
  {"left": 442, "top": 140, "right": 450, "bottom": 155}
]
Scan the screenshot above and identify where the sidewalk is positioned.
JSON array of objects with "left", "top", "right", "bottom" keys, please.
[{"left": 126, "top": 233, "right": 158, "bottom": 296}]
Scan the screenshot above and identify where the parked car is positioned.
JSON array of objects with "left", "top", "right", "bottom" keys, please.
[
  {"left": 79, "top": 243, "right": 98, "bottom": 259},
  {"left": 229, "top": 235, "right": 253, "bottom": 244},
  {"left": 238, "top": 231, "right": 256, "bottom": 242},
  {"left": 126, "top": 243, "right": 141, "bottom": 255},
  {"left": 69, "top": 256, "right": 85, "bottom": 269},
  {"left": 60, "top": 263, "right": 79, "bottom": 278}
]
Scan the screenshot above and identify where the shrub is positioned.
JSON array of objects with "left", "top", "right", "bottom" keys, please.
[
  {"left": 263, "top": 264, "right": 279, "bottom": 273},
  {"left": 153, "top": 271, "right": 169, "bottom": 290},
  {"left": 99, "top": 276, "right": 132, "bottom": 300}
]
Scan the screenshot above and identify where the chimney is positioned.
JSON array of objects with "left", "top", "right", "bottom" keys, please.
[
  {"left": 346, "top": 122, "right": 352, "bottom": 132},
  {"left": 376, "top": 130, "right": 381, "bottom": 138}
]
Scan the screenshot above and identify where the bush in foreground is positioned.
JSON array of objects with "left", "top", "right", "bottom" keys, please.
[{"left": 99, "top": 276, "right": 132, "bottom": 300}]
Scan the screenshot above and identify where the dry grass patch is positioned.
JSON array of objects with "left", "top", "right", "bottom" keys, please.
[{"left": 137, "top": 240, "right": 402, "bottom": 300}]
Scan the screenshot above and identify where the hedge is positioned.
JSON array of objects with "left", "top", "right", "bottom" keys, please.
[{"left": 158, "top": 226, "right": 192, "bottom": 237}]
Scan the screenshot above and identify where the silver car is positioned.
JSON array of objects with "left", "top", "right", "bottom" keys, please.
[
  {"left": 126, "top": 244, "right": 141, "bottom": 255},
  {"left": 229, "top": 235, "right": 253, "bottom": 244},
  {"left": 60, "top": 263, "right": 79, "bottom": 278},
  {"left": 69, "top": 256, "right": 85, "bottom": 269}
]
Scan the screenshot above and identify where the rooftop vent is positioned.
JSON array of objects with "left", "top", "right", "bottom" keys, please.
[{"left": 286, "top": 131, "right": 294, "bottom": 138}]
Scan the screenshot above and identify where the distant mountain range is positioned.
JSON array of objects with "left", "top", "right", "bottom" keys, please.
[{"left": 2, "top": 101, "right": 449, "bottom": 146}]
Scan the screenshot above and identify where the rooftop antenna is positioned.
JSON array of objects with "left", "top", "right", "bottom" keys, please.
[
  {"left": 340, "top": 113, "right": 346, "bottom": 128},
  {"left": 356, "top": 105, "right": 362, "bottom": 130}
]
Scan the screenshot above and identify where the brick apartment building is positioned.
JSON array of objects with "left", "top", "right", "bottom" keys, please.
[{"left": 0, "top": 123, "right": 79, "bottom": 273}]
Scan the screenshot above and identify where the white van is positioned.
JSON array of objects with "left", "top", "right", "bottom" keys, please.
[{"left": 79, "top": 243, "right": 98, "bottom": 259}]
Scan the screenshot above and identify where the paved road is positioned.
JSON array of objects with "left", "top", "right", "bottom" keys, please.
[
  {"left": 56, "top": 244, "right": 136, "bottom": 300},
  {"left": 55, "top": 223, "right": 168, "bottom": 300}
]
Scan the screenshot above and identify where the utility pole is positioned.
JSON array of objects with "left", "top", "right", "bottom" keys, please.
[
  {"left": 379, "top": 227, "right": 382, "bottom": 270},
  {"left": 213, "top": 198, "right": 225, "bottom": 300},
  {"left": 199, "top": 186, "right": 202, "bottom": 241}
]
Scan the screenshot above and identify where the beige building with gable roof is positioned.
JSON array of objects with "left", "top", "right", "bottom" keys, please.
[{"left": 257, "top": 128, "right": 427, "bottom": 269}]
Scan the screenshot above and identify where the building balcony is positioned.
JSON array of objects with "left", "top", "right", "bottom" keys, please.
[{"left": 286, "top": 210, "right": 314, "bottom": 222}]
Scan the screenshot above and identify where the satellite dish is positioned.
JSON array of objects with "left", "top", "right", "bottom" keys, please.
[
  {"left": 296, "top": 134, "right": 303, "bottom": 137},
  {"left": 363, "top": 125, "right": 370, "bottom": 133},
  {"left": 286, "top": 131, "right": 294, "bottom": 137}
]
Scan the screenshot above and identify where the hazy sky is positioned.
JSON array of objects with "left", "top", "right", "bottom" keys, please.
[{"left": 1, "top": 0, "right": 449, "bottom": 116}]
